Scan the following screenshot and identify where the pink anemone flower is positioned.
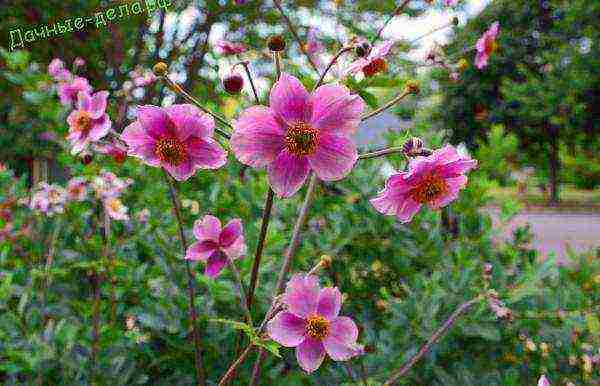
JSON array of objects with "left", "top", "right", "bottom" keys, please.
[
  {"left": 67, "top": 176, "right": 88, "bottom": 201},
  {"left": 370, "top": 145, "right": 477, "bottom": 223},
  {"left": 120, "top": 104, "right": 227, "bottom": 181},
  {"left": 215, "top": 39, "right": 247, "bottom": 56},
  {"left": 66, "top": 91, "right": 111, "bottom": 154},
  {"left": 48, "top": 58, "right": 65, "bottom": 77},
  {"left": 267, "top": 274, "right": 363, "bottom": 373},
  {"left": 58, "top": 76, "right": 92, "bottom": 106},
  {"left": 185, "top": 215, "right": 246, "bottom": 278},
  {"left": 231, "top": 73, "right": 364, "bottom": 198},
  {"left": 104, "top": 197, "right": 129, "bottom": 221},
  {"left": 345, "top": 40, "right": 394, "bottom": 77},
  {"left": 475, "top": 21, "right": 500, "bottom": 69}
]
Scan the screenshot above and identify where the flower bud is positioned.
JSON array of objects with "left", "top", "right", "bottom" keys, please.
[
  {"left": 402, "top": 137, "right": 424, "bottom": 157},
  {"left": 355, "top": 42, "right": 371, "bottom": 58},
  {"left": 320, "top": 254, "right": 333, "bottom": 269},
  {"left": 457, "top": 58, "right": 469, "bottom": 72},
  {"left": 81, "top": 154, "right": 93, "bottom": 165},
  {"left": 405, "top": 81, "right": 420, "bottom": 94},
  {"left": 268, "top": 35, "right": 286, "bottom": 52},
  {"left": 452, "top": 16, "right": 459, "bottom": 26},
  {"left": 222, "top": 72, "right": 244, "bottom": 94},
  {"left": 113, "top": 150, "right": 127, "bottom": 164},
  {"left": 152, "top": 62, "right": 168, "bottom": 77}
]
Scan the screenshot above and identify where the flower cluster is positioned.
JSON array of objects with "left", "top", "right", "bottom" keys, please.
[
  {"left": 29, "top": 182, "right": 67, "bottom": 216},
  {"left": 90, "top": 170, "right": 133, "bottom": 220}
]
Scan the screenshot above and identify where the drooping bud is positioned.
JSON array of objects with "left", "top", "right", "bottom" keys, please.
[
  {"left": 113, "top": 150, "right": 127, "bottom": 164},
  {"left": 402, "top": 137, "right": 424, "bottom": 157},
  {"left": 457, "top": 58, "right": 469, "bottom": 72},
  {"left": 81, "top": 154, "right": 93, "bottom": 165},
  {"left": 452, "top": 16, "right": 459, "bottom": 26},
  {"left": 268, "top": 35, "right": 286, "bottom": 52},
  {"left": 405, "top": 81, "right": 420, "bottom": 94},
  {"left": 319, "top": 254, "right": 333, "bottom": 269},
  {"left": 222, "top": 72, "right": 244, "bottom": 94},
  {"left": 152, "top": 62, "right": 169, "bottom": 77},
  {"left": 355, "top": 41, "right": 371, "bottom": 58}
]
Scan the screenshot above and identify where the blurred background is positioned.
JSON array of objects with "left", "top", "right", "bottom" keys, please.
[{"left": 0, "top": 0, "right": 598, "bottom": 385}]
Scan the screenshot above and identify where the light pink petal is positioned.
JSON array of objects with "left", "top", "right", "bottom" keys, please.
[
  {"left": 370, "top": 189, "right": 422, "bottom": 223},
  {"left": 89, "top": 115, "right": 111, "bottom": 141},
  {"left": 267, "top": 150, "right": 310, "bottom": 198},
  {"left": 439, "top": 159, "right": 477, "bottom": 178},
  {"left": 163, "top": 159, "right": 195, "bottom": 181},
  {"left": 307, "top": 134, "right": 357, "bottom": 181},
  {"left": 231, "top": 106, "right": 285, "bottom": 167},
  {"left": 369, "top": 40, "right": 394, "bottom": 60},
  {"left": 310, "top": 84, "right": 365, "bottom": 135},
  {"left": 204, "top": 251, "right": 228, "bottom": 278},
  {"left": 70, "top": 138, "right": 89, "bottom": 155},
  {"left": 267, "top": 311, "right": 307, "bottom": 347},
  {"left": 130, "top": 142, "right": 161, "bottom": 167},
  {"left": 269, "top": 73, "right": 312, "bottom": 125},
  {"left": 296, "top": 337, "right": 325, "bottom": 373},
  {"left": 344, "top": 58, "right": 369, "bottom": 76},
  {"left": 166, "top": 104, "right": 214, "bottom": 140},
  {"left": 489, "top": 21, "right": 500, "bottom": 38},
  {"left": 66, "top": 110, "right": 79, "bottom": 131},
  {"left": 219, "top": 219, "right": 242, "bottom": 247},
  {"left": 187, "top": 137, "right": 228, "bottom": 170},
  {"left": 193, "top": 215, "right": 222, "bottom": 242},
  {"left": 76, "top": 91, "right": 92, "bottom": 111},
  {"left": 136, "top": 105, "right": 173, "bottom": 139},
  {"left": 121, "top": 121, "right": 154, "bottom": 148},
  {"left": 222, "top": 235, "right": 246, "bottom": 260},
  {"left": 316, "top": 287, "right": 342, "bottom": 320},
  {"left": 185, "top": 240, "right": 219, "bottom": 261},
  {"left": 284, "top": 273, "right": 320, "bottom": 318},
  {"left": 89, "top": 91, "right": 109, "bottom": 119},
  {"left": 323, "top": 336, "right": 362, "bottom": 361}
]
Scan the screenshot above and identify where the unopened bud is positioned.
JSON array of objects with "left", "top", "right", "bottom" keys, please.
[
  {"left": 375, "top": 299, "right": 388, "bottom": 312},
  {"left": 402, "top": 137, "right": 424, "bottom": 157},
  {"left": 452, "top": 16, "right": 459, "bottom": 26},
  {"left": 222, "top": 72, "right": 244, "bottom": 94},
  {"left": 457, "top": 58, "right": 469, "bottom": 72},
  {"left": 81, "top": 154, "right": 93, "bottom": 165},
  {"left": 113, "top": 150, "right": 126, "bottom": 164},
  {"left": 484, "top": 262, "right": 493, "bottom": 275},
  {"left": 268, "top": 35, "right": 286, "bottom": 52},
  {"left": 405, "top": 81, "right": 420, "bottom": 94},
  {"left": 320, "top": 254, "right": 333, "bottom": 269},
  {"left": 152, "top": 62, "right": 169, "bottom": 77},
  {"left": 355, "top": 42, "right": 371, "bottom": 58}
]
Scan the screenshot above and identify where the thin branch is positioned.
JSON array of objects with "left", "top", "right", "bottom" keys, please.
[
  {"left": 361, "top": 90, "right": 411, "bottom": 121},
  {"left": 217, "top": 344, "right": 256, "bottom": 386},
  {"left": 90, "top": 271, "right": 101, "bottom": 384},
  {"left": 383, "top": 295, "right": 483, "bottom": 385},
  {"left": 272, "top": 0, "right": 319, "bottom": 73},
  {"left": 103, "top": 210, "right": 117, "bottom": 325},
  {"left": 164, "top": 173, "right": 207, "bottom": 386},
  {"left": 313, "top": 46, "right": 353, "bottom": 91},
  {"left": 358, "top": 146, "right": 404, "bottom": 160},
  {"left": 371, "top": 0, "right": 412, "bottom": 45},
  {"left": 239, "top": 61, "right": 261, "bottom": 104},
  {"left": 226, "top": 255, "right": 253, "bottom": 324}
]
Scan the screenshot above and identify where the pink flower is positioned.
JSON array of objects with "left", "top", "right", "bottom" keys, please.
[
  {"left": 48, "top": 58, "right": 65, "bottom": 77},
  {"left": 120, "top": 104, "right": 227, "bottom": 181},
  {"left": 73, "top": 57, "right": 85, "bottom": 67},
  {"left": 67, "top": 177, "right": 88, "bottom": 201},
  {"left": 104, "top": 197, "right": 129, "bottom": 221},
  {"left": 475, "top": 21, "right": 500, "bottom": 69},
  {"left": 370, "top": 145, "right": 477, "bottom": 223},
  {"left": 92, "top": 140, "right": 128, "bottom": 163},
  {"left": 66, "top": 91, "right": 111, "bottom": 154},
  {"left": 29, "top": 182, "right": 67, "bottom": 216},
  {"left": 445, "top": 0, "right": 458, "bottom": 6},
  {"left": 267, "top": 274, "right": 363, "bottom": 373},
  {"left": 185, "top": 215, "right": 246, "bottom": 278},
  {"left": 306, "top": 28, "right": 324, "bottom": 55},
  {"left": 231, "top": 73, "right": 364, "bottom": 198},
  {"left": 215, "top": 39, "right": 247, "bottom": 56},
  {"left": 538, "top": 374, "right": 550, "bottom": 386},
  {"left": 91, "top": 170, "right": 132, "bottom": 199},
  {"left": 57, "top": 76, "right": 92, "bottom": 106},
  {"left": 345, "top": 40, "right": 394, "bottom": 77}
]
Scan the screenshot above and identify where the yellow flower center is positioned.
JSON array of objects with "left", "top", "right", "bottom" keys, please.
[
  {"left": 155, "top": 137, "right": 188, "bottom": 166},
  {"left": 409, "top": 173, "right": 449, "bottom": 204},
  {"left": 363, "top": 58, "right": 388, "bottom": 77},
  {"left": 305, "top": 315, "right": 330, "bottom": 340},
  {"left": 285, "top": 122, "right": 319, "bottom": 156},
  {"left": 74, "top": 111, "right": 92, "bottom": 133}
]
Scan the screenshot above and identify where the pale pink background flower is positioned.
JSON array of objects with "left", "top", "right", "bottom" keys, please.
[
  {"left": 537, "top": 374, "right": 550, "bottom": 386},
  {"left": 91, "top": 170, "right": 132, "bottom": 199},
  {"left": 57, "top": 76, "right": 92, "bottom": 106},
  {"left": 73, "top": 57, "right": 86, "bottom": 67},
  {"left": 67, "top": 177, "right": 88, "bottom": 202},
  {"left": 345, "top": 40, "right": 394, "bottom": 77},
  {"left": 104, "top": 197, "right": 129, "bottom": 221},
  {"left": 267, "top": 274, "right": 363, "bottom": 373},
  {"left": 66, "top": 91, "right": 111, "bottom": 154},
  {"left": 370, "top": 145, "right": 477, "bottom": 223},
  {"left": 231, "top": 73, "right": 364, "bottom": 198},
  {"left": 29, "top": 182, "right": 67, "bottom": 216},
  {"left": 445, "top": 0, "right": 458, "bottom": 6},
  {"left": 121, "top": 104, "right": 227, "bottom": 181},
  {"left": 185, "top": 215, "right": 247, "bottom": 278},
  {"left": 48, "top": 58, "right": 65, "bottom": 77},
  {"left": 215, "top": 39, "right": 247, "bottom": 56},
  {"left": 475, "top": 21, "right": 500, "bottom": 69}
]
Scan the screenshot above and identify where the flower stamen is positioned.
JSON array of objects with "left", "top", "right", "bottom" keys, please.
[
  {"left": 74, "top": 111, "right": 92, "bottom": 133},
  {"left": 305, "top": 315, "right": 330, "bottom": 340},
  {"left": 285, "top": 122, "right": 319, "bottom": 156},
  {"left": 155, "top": 136, "right": 188, "bottom": 166},
  {"left": 363, "top": 58, "right": 388, "bottom": 77},
  {"left": 410, "top": 173, "right": 449, "bottom": 204}
]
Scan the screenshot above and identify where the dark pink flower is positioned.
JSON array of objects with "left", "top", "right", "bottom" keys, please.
[
  {"left": 445, "top": 0, "right": 458, "bottom": 6},
  {"left": 345, "top": 40, "right": 394, "bottom": 77},
  {"left": 267, "top": 274, "right": 363, "bottom": 373},
  {"left": 370, "top": 145, "right": 477, "bottom": 223},
  {"left": 231, "top": 73, "right": 364, "bottom": 198},
  {"left": 215, "top": 39, "right": 247, "bottom": 56},
  {"left": 475, "top": 21, "right": 500, "bottom": 69},
  {"left": 120, "top": 104, "right": 227, "bottom": 181},
  {"left": 58, "top": 76, "right": 92, "bottom": 106},
  {"left": 66, "top": 91, "right": 111, "bottom": 154},
  {"left": 538, "top": 374, "right": 550, "bottom": 386},
  {"left": 185, "top": 215, "right": 246, "bottom": 278},
  {"left": 48, "top": 58, "right": 65, "bottom": 77},
  {"left": 306, "top": 28, "right": 324, "bottom": 55},
  {"left": 73, "top": 57, "right": 86, "bottom": 67}
]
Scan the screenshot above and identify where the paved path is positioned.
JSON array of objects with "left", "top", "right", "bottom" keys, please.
[{"left": 488, "top": 209, "right": 600, "bottom": 263}]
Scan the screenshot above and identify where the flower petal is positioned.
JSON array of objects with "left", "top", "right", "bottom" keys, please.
[
  {"left": 231, "top": 106, "right": 285, "bottom": 167},
  {"left": 316, "top": 287, "right": 342, "bottom": 320},
  {"left": 219, "top": 219, "right": 243, "bottom": 247},
  {"left": 323, "top": 316, "right": 362, "bottom": 361},
  {"left": 187, "top": 137, "right": 228, "bottom": 170},
  {"left": 76, "top": 91, "right": 92, "bottom": 111},
  {"left": 308, "top": 134, "right": 357, "bottom": 181},
  {"left": 89, "top": 91, "right": 109, "bottom": 119},
  {"left": 136, "top": 105, "right": 173, "bottom": 139},
  {"left": 204, "top": 251, "right": 228, "bottom": 278},
  {"left": 283, "top": 273, "right": 320, "bottom": 318},
  {"left": 296, "top": 337, "right": 325, "bottom": 373},
  {"left": 166, "top": 104, "right": 214, "bottom": 141},
  {"left": 89, "top": 115, "right": 111, "bottom": 141},
  {"left": 267, "top": 150, "right": 310, "bottom": 198},
  {"left": 310, "top": 84, "right": 364, "bottom": 135},
  {"left": 439, "top": 158, "right": 477, "bottom": 178},
  {"left": 269, "top": 73, "right": 312, "bottom": 125},
  {"left": 185, "top": 240, "right": 219, "bottom": 261},
  {"left": 428, "top": 175, "right": 467, "bottom": 210},
  {"left": 163, "top": 159, "right": 195, "bottom": 181},
  {"left": 344, "top": 58, "right": 369, "bottom": 76},
  {"left": 223, "top": 235, "right": 246, "bottom": 260},
  {"left": 193, "top": 215, "right": 222, "bottom": 242},
  {"left": 121, "top": 121, "right": 154, "bottom": 149},
  {"left": 369, "top": 40, "right": 394, "bottom": 60},
  {"left": 267, "top": 311, "right": 307, "bottom": 347}
]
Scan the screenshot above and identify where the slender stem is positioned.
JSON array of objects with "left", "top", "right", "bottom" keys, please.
[
  {"left": 383, "top": 296, "right": 483, "bottom": 385},
  {"left": 161, "top": 75, "right": 233, "bottom": 139},
  {"left": 409, "top": 21, "right": 454, "bottom": 45},
  {"left": 218, "top": 344, "right": 256, "bottom": 386},
  {"left": 226, "top": 256, "right": 253, "bottom": 324},
  {"left": 361, "top": 90, "right": 411, "bottom": 122},
  {"left": 272, "top": 0, "right": 319, "bottom": 73},
  {"left": 246, "top": 188, "right": 275, "bottom": 311},
  {"left": 358, "top": 146, "right": 404, "bottom": 160},
  {"left": 313, "top": 46, "right": 353, "bottom": 91},
  {"left": 240, "top": 62, "right": 261, "bottom": 104},
  {"left": 274, "top": 52, "right": 282, "bottom": 80},
  {"left": 103, "top": 210, "right": 117, "bottom": 324},
  {"left": 90, "top": 271, "right": 101, "bottom": 385},
  {"left": 164, "top": 173, "right": 207, "bottom": 386},
  {"left": 371, "top": 0, "right": 412, "bottom": 45}
]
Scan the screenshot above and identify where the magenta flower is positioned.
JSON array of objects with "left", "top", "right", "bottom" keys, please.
[
  {"left": 48, "top": 58, "right": 65, "bottom": 77},
  {"left": 231, "top": 73, "right": 364, "bottom": 198},
  {"left": 475, "top": 21, "right": 500, "bottom": 69},
  {"left": 215, "top": 39, "right": 247, "bottom": 56},
  {"left": 121, "top": 104, "right": 227, "bottom": 181},
  {"left": 73, "top": 57, "right": 86, "bottom": 67},
  {"left": 370, "top": 145, "right": 477, "bottom": 223},
  {"left": 66, "top": 91, "right": 111, "bottom": 154},
  {"left": 267, "top": 274, "right": 363, "bottom": 373},
  {"left": 537, "top": 374, "right": 550, "bottom": 386},
  {"left": 57, "top": 76, "right": 92, "bottom": 106},
  {"left": 67, "top": 177, "right": 88, "bottom": 202},
  {"left": 444, "top": 0, "right": 458, "bottom": 6},
  {"left": 345, "top": 40, "right": 394, "bottom": 77},
  {"left": 185, "top": 215, "right": 246, "bottom": 278}
]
